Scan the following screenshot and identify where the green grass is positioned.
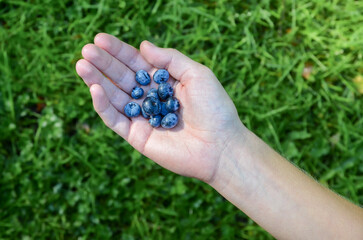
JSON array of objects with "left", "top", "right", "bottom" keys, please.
[{"left": 1, "top": 0, "right": 363, "bottom": 239}]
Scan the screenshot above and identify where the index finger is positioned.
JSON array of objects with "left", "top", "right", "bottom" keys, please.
[{"left": 94, "top": 33, "right": 153, "bottom": 73}]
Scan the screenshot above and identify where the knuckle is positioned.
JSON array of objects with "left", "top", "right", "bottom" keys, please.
[
  {"left": 128, "top": 52, "right": 139, "bottom": 67},
  {"left": 168, "top": 48, "right": 180, "bottom": 55},
  {"left": 201, "top": 65, "right": 214, "bottom": 75}
]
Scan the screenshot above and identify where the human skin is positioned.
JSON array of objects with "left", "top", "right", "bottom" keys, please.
[{"left": 76, "top": 33, "right": 363, "bottom": 239}]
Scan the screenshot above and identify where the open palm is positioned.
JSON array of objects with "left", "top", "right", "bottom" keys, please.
[{"left": 76, "top": 33, "right": 244, "bottom": 182}]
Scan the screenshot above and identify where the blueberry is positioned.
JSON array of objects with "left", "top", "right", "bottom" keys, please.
[
  {"left": 165, "top": 97, "right": 180, "bottom": 113},
  {"left": 153, "top": 69, "right": 169, "bottom": 84},
  {"left": 147, "top": 88, "right": 159, "bottom": 99},
  {"left": 141, "top": 107, "right": 150, "bottom": 119},
  {"left": 149, "top": 115, "right": 162, "bottom": 128},
  {"left": 158, "top": 82, "right": 174, "bottom": 100},
  {"left": 135, "top": 70, "right": 151, "bottom": 86},
  {"left": 124, "top": 102, "right": 141, "bottom": 117},
  {"left": 131, "top": 86, "right": 144, "bottom": 99},
  {"left": 160, "top": 102, "right": 168, "bottom": 116},
  {"left": 142, "top": 97, "right": 161, "bottom": 116},
  {"left": 161, "top": 113, "right": 178, "bottom": 129}
]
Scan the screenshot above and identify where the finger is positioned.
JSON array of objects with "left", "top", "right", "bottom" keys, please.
[
  {"left": 90, "top": 84, "right": 131, "bottom": 140},
  {"left": 94, "top": 34, "right": 177, "bottom": 89},
  {"left": 94, "top": 33, "right": 153, "bottom": 72},
  {"left": 140, "top": 41, "right": 207, "bottom": 84},
  {"left": 76, "top": 59, "right": 131, "bottom": 113},
  {"left": 90, "top": 83, "right": 160, "bottom": 155},
  {"left": 82, "top": 44, "right": 168, "bottom": 94},
  {"left": 82, "top": 44, "right": 135, "bottom": 93}
]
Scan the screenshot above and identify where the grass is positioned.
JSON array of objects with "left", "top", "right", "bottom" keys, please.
[{"left": 0, "top": 0, "right": 362, "bottom": 239}]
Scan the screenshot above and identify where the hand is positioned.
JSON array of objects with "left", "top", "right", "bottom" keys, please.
[{"left": 76, "top": 33, "right": 245, "bottom": 182}]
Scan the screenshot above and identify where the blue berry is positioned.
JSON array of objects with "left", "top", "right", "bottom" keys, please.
[
  {"left": 142, "top": 97, "right": 161, "bottom": 116},
  {"left": 165, "top": 97, "right": 180, "bottom": 112},
  {"left": 160, "top": 102, "right": 168, "bottom": 116},
  {"left": 147, "top": 88, "right": 159, "bottom": 99},
  {"left": 161, "top": 113, "right": 178, "bottom": 129},
  {"left": 131, "top": 87, "right": 144, "bottom": 99},
  {"left": 153, "top": 69, "right": 169, "bottom": 84},
  {"left": 158, "top": 82, "right": 174, "bottom": 100},
  {"left": 124, "top": 102, "right": 141, "bottom": 117},
  {"left": 135, "top": 70, "right": 151, "bottom": 86},
  {"left": 141, "top": 107, "right": 150, "bottom": 119},
  {"left": 149, "top": 115, "right": 162, "bottom": 128}
]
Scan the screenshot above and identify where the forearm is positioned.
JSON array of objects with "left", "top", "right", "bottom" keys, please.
[{"left": 210, "top": 128, "right": 363, "bottom": 239}]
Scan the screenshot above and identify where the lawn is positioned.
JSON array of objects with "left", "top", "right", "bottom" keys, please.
[{"left": 1, "top": 0, "right": 362, "bottom": 239}]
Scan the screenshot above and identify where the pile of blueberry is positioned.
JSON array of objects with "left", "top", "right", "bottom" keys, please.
[{"left": 124, "top": 69, "right": 180, "bottom": 129}]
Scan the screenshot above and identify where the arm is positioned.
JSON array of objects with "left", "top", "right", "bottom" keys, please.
[
  {"left": 76, "top": 33, "right": 363, "bottom": 239},
  {"left": 211, "top": 128, "right": 363, "bottom": 240}
]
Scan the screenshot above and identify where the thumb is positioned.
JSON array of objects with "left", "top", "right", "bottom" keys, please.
[{"left": 140, "top": 41, "right": 205, "bottom": 83}]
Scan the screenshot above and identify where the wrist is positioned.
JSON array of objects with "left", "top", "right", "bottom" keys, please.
[
  {"left": 207, "top": 123, "right": 252, "bottom": 192},
  {"left": 207, "top": 126, "right": 272, "bottom": 200}
]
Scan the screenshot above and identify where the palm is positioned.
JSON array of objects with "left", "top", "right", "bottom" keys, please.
[{"left": 76, "top": 33, "right": 242, "bottom": 182}]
